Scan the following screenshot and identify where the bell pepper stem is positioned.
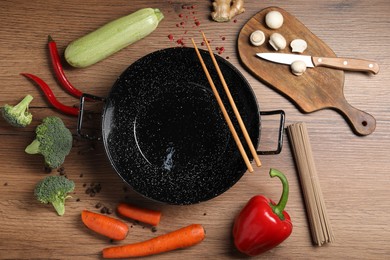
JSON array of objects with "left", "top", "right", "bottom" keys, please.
[{"left": 269, "top": 168, "right": 289, "bottom": 220}]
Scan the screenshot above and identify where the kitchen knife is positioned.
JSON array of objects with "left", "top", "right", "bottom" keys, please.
[{"left": 256, "top": 53, "right": 379, "bottom": 74}]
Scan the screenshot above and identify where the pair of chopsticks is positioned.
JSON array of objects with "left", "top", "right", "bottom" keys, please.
[{"left": 191, "top": 32, "right": 261, "bottom": 173}]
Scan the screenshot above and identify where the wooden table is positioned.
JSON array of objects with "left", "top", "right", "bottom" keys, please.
[{"left": 1, "top": 0, "right": 389, "bottom": 259}]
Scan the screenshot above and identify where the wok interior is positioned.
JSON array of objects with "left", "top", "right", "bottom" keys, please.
[
  {"left": 102, "top": 47, "right": 260, "bottom": 204},
  {"left": 134, "top": 82, "right": 229, "bottom": 172}
]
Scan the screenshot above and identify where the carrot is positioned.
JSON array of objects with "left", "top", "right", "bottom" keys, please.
[
  {"left": 116, "top": 203, "right": 162, "bottom": 226},
  {"left": 102, "top": 224, "right": 205, "bottom": 258},
  {"left": 81, "top": 210, "right": 129, "bottom": 240}
]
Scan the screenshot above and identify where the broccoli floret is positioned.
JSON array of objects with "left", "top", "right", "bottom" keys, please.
[
  {"left": 34, "top": 175, "right": 75, "bottom": 216},
  {"left": 25, "top": 116, "right": 73, "bottom": 169},
  {"left": 1, "top": 95, "right": 33, "bottom": 127}
]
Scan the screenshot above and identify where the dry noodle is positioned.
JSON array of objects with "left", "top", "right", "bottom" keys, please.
[{"left": 287, "top": 122, "right": 335, "bottom": 246}]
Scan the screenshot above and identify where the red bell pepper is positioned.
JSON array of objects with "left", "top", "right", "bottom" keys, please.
[{"left": 233, "top": 168, "right": 292, "bottom": 256}]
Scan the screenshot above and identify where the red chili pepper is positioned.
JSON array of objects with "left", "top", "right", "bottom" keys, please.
[
  {"left": 233, "top": 168, "right": 292, "bottom": 256},
  {"left": 48, "top": 35, "right": 84, "bottom": 99},
  {"left": 20, "top": 73, "right": 79, "bottom": 116}
]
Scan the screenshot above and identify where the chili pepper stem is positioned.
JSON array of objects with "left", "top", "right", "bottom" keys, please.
[{"left": 269, "top": 168, "right": 289, "bottom": 220}]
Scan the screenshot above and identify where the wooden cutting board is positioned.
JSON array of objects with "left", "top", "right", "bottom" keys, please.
[{"left": 237, "top": 6, "right": 376, "bottom": 136}]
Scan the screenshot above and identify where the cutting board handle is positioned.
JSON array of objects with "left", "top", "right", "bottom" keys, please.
[{"left": 337, "top": 99, "right": 376, "bottom": 136}]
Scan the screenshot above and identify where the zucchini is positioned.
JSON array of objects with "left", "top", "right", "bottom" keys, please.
[{"left": 65, "top": 8, "right": 164, "bottom": 68}]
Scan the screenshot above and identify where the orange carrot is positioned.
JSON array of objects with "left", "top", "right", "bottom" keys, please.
[
  {"left": 102, "top": 224, "right": 205, "bottom": 258},
  {"left": 81, "top": 210, "right": 129, "bottom": 240},
  {"left": 116, "top": 203, "right": 162, "bottom": 226}
]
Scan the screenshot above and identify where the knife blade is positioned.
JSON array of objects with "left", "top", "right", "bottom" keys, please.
[{"left": 256, "top": 53, "right": 379, "bottom": 74}]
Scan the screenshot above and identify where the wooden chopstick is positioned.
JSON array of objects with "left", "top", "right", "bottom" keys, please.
[
  {"left": 191, "top": 38, "right": 254, "bottom": 173},
  {"left": 201, "top": 32, "right": 262, "bottom": 167}
]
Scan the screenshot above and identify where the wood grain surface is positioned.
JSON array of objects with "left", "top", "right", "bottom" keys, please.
[{"left": 0, "top": 0, "right": 389, "bottom": 259}]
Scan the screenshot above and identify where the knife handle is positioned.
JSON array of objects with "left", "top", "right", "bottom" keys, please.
[{"left": 312, "top": 56, "right": 379, "bottom": 74}]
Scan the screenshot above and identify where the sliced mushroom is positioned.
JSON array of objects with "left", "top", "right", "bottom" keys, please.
[
  {"left": 291, "top": 60, "right": 307, "bottom": 76},
  {"left": 269, "top": 33, "right": 286, "bottom": 51},
  {"left": 290, "top": 39, "right": 308, "bottom": 53},
  {"left": 250, "top": 30, "right": 265, "bottom": 46}
]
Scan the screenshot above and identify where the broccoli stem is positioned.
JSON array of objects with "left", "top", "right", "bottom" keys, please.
[
  {"left": 12, "top": 95, "right": 33, "bottom": 114},
  {"left": 52, "top": 199, "right": 65, "bottom": 216},
  {"left": 25, "top": 139, "right": 41, "bottom": 154}
]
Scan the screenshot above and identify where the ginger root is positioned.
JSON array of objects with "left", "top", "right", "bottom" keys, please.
[{"left": 211, "top": 0, "right": 245, "bottom": 22}]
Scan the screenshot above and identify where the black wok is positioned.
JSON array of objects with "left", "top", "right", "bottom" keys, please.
[{"left": 77, "top": 47, "right": 284, "bottom": 205}]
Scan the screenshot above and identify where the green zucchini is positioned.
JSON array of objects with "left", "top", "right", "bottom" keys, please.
[{"left": 65, "top": 8, "right": 164, "bottom": 68}]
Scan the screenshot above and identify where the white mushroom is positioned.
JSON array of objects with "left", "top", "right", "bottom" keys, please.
[
  {"left": 265, "top": 11, "right": 284, "bottom": 29},
  {"left": 290, "top": 39, "right": 308, "bottom": 53},
  {"left": 291, "top": 60, "right": 307, "bottom": 76},
  {"left": 250, "top": 30, "right": 265, "bottom": 46},
  {"left": 269, "top": 33, "right": 286, "bottom": 51}
]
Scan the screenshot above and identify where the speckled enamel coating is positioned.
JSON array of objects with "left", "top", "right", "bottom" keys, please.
[{"left": 102, "top": 47, "right": 261, "bottom": 204}]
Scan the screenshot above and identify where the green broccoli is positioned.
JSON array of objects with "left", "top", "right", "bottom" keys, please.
[
  {"left": 25, "top": 116, "right": 73, "bottom": 169},
  {"left": 34, "top": 175, "right": 75, "bottom": 216},
  {"left": 1, "top": 95, "right": 33, "bottom": 127}
]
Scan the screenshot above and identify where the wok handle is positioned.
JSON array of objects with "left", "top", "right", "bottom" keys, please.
[
  {"left": 77, "top": 93, "right": 105, "bottom": 140},
  {"left": 257, "top": 110, "right": 285, "bottom": 155}
]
